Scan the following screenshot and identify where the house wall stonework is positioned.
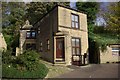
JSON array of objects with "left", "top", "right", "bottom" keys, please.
[
  {"left": 0, "top": 33, "right": 7, "bottom": 51},
  {"left": 58, "top": 6, "right": 88, "bottom": 32},
  {"left": 55, "top": 6, "right": 88, "bottom": 65},
  {"left": 36, "top": 7, "right": 58, "bottom": 63},
  {"left": 20, "top": 29, "right": 36, "bottom": 54},
  {"left": 100, "top": 45, "right": 120, "bottom": 63}
]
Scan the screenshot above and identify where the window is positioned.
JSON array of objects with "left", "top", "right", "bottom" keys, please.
[
  {"left": 72, "top": 38, "right": 81, "bottom": 55},
  {"left": 31, "top": 32, "right": 36, "bottom": 38},
  {"left": 112, "top": 47, "right": 120, "bottom": 56},
  {"left": 38, "top": 27, "right": 40, "bottom": 33},
  {"left": 40, "top": 42, "right": 42, "bottom": 52},
  {"left": 26, "top": 32, "right": 31, "bottom": 38},
  {"left": 26, "top": 31, "right": 36, "bottom": 39},
  {"left": 26, "top": 43, "right": 36, "bottom": 50},
  {"left": 71, "top": 14, "right": 79, "bottom": 29},
  {"left": 47, "top": 39, "right": 50, "bottom": 50}
]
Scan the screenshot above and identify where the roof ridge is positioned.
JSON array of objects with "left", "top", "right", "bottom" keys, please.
[{"left": 33, "top": 4, "right": 85, "bottom": 27}]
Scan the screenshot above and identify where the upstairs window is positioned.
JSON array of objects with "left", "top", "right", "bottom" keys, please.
[
  {"left": 26, "top": 32, "right": 31, "bottom": 38},
  {"left": 31, "top": 31, "right": 36, "bottom": 38},
  {"left": 71, "top": 14, "right": 79, "bottom": 29},
  {"left": 26, "top": 31, "right": 36, "bottom": 39}
]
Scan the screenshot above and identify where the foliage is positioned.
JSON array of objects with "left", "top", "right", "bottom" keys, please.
[
  {"left": 2, "top": 63, "right": 48, "bottom": 79},
  {"left": 2, "top": 2, "right": 26, "bottom": 28},
  {"left": 2, "top": 49, "right": 15, "bottom": 64},
  {"left": 15, "top": 50, "right": 40, "bottom": 71},
  {"left": 93, "top": 26, "right": 105, "bottom": 34},
  {"left": 76, "top": 2, "right": 99, "bottom": 24},
  {"left": 2, "top": 2, "right": 26, "bottom": 51},
  {"left": 88, "top": 38, "right": 100, "bottom": 63},
  {"left": 26, "top": 2, "right": 69, "bottom": 25},
  {"left": 76, "top": 2, "right": 106, "bottom": 53},
  {"left": 2, "top": 50, "right": 49, "bottom": 78},
  {"left": 104, "top": 2, "right": 120, "bottom": 34},
  {"left": 89, "top": 29, "right": 119, "bottom": 52}
]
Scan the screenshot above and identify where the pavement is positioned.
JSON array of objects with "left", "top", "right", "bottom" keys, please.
[{"left": 55, "top": 64, "right": 119, "bottom": 78}]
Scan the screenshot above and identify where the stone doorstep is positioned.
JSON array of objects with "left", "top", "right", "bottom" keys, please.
[{"left": 80, "top": 64, "right": 92, "bottom": 68}]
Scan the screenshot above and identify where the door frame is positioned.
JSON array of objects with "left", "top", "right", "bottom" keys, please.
[
  {"left": 56, "top": 37, "right": 65, "bottom": 59},
  {"left": 54, "top": 36, "right": 65, "bottom": 62}
]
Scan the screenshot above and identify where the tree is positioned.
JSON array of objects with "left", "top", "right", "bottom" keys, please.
[
  {"left": 25, "top": 2, "right": 69, "bottom": 25},
  {"left": 2, "top": 2, "right": 26, "bottom": 29},
  {"left": 104, "top": 2, "right": 120, "bottom": 34},
  {"left": 2, "top": 2, "right": 26, "bottom": 50},
  {"left": 76, "top": 2, "right": 99, "bottom": 25}
]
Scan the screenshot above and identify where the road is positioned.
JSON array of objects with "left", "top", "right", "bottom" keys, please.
[{"left": 56, "top": 64, "right": 119, "bottom": 78}]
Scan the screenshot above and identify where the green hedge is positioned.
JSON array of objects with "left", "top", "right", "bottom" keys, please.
[{"left": 2, "top": 63, "right": 48, "bottom": 79}]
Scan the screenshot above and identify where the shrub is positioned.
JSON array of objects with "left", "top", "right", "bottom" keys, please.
[
  {"left": 2, "top": 50, "right": 49, "bottom": 78},
  {"left": 15, "top": 50, "right": 40, "bottom": 71},
  {"left": 93, "top": 26, "right": 105, "bottom": 34},
  {"left": 2, "top": 63, "right": 48, "bottom": 79},
  {"left": 2, "top": 49, "right": 15, "bottom": 64}
]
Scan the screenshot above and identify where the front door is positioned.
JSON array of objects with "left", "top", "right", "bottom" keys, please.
[{"left": 56, "top": 37, "right": 65, "bottom": 59}]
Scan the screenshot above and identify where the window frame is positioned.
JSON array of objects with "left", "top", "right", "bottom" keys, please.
[
  {"left": 47, "top": 39, "right": 50, "bottom": 50},
  {"left": 40, "top": 42, "right": 43, "bottom": 52},
  {"left": 71, "top": 37, "right": 81, "bottom": 56},
  {"left": 112, "top": 47, "right": 120, "bottom": 56},
  {"left": 26, "top": 31, "right": 36, "bottom": 39},
  {"left": 31, "top": 31, "right": 36, "bottom": 38},
  {"left": 71, "top": 13, "right": 79, "bottom": 29},
  {"left": 26, "top": 31, "right": 31, "bottom": 38}
]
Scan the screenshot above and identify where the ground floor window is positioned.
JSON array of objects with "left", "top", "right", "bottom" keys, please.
[
  {"left": 112, "top": 47, "right": 120, "bottom": 56},
  {"left": 40, "top": 42, "right": 42, "bottom": 52},
  {"left": 26, "top": 43, "right": 36, "bottom": 50},
  {"left": 72, "top": 38, "right": 81, "bottom": 55}
]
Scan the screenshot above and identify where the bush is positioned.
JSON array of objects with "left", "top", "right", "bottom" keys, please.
[
  {"left": 15, "top": 50, "right": 40, "bottom": 71},
  {"left": 2, "top": 63, "right": 48, "bottom": 79},
  {"left": 93, "top": 26, "right": 104, "bottom": 33},
  {"left": 2, "top": 50, "right": 49, "bottom": 78},
  {"left": 2, "top": 49, "right": 15, "bottom": 64}
]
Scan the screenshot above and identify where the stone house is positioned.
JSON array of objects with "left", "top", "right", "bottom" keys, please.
[{"left": 19, "top": 5, "right": 88, "bottom": 66}]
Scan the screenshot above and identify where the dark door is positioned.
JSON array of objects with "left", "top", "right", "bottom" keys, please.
[{"left": 56, "top": 37, "right": 65, "bottom": 58}]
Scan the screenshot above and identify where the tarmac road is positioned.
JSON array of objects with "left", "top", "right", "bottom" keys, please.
[{"left": 56, "top": 64, "right": 119, "bottom": 78}]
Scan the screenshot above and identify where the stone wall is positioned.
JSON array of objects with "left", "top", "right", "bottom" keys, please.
[
  {"left": 100, "top": 45, "right": 120, "bottom": 63},
  {"left": 0, "top": 33, "right": 7, "bottom": 51},
  {"left": 53, "top": 6, "right": 88, "bottom": 65},
  {"left": 36, "top": 7, "right": 58, "bottom": 63}
]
